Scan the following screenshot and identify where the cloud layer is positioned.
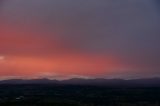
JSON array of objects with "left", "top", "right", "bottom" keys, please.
[{"left": 0, "top": 0, "right": 160, "bottom": 79}]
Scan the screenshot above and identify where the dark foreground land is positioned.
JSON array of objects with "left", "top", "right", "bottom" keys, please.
[{"left": 0, "top": 85, "right": 160, "bottom": 106}]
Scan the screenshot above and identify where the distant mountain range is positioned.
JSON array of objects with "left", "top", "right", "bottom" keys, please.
[{"left": 0, "top": 78, "right": 160, "bottom": 87}]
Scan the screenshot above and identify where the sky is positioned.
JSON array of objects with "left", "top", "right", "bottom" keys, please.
[{"left": 0, "top": 0, "right": 160, "bottom": 79}]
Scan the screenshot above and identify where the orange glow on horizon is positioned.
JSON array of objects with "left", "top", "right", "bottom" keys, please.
[
  {"left": 0, "top": 15, "right": 154, "bottom": 79},
  {"left": 0, "top": 54, "right": 126, "bottom": 78}
]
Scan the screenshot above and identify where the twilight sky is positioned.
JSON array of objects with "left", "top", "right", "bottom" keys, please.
[{"left": 0, "top": 0, "right": 160, "bottom": 79}]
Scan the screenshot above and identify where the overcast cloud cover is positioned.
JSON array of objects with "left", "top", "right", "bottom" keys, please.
[{"left": 0, "top": 0, "right": 160, "bottom": 79}]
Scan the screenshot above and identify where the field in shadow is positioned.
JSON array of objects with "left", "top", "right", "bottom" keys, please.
[{"left": 0, "top": 84, "right": 160, "bottom": 106}]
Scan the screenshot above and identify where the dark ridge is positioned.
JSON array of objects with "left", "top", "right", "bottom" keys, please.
[{"left": 0, "top": 78, "right": 160, "bottom": 87}]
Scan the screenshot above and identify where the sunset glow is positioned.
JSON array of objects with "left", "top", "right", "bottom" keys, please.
[{"left": 0, "top": 0, "right": 160, "bottom": 79}]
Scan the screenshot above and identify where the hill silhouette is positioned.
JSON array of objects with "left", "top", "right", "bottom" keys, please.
[{"left": 0, "top": 78, "right": 160, "bottom": 87}]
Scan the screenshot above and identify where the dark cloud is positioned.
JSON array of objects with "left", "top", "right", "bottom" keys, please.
[{"left": 155, "top": 0, "right": 160, "bottom": 10}]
